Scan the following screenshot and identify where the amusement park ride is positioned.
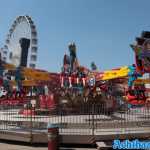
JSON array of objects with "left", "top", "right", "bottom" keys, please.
[{"left": 0, "top": 30, "right": 150, "bottom": 113}]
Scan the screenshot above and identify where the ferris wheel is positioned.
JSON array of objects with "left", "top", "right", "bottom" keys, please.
[{"left": 4, "top": 15, "right": 38, "bottom": 68}]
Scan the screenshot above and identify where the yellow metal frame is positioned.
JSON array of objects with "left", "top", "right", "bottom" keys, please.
[
  {"left": 101, "top": 66, "right": 130, "bottom": 80},
  {"left": 134, "top": 79, "right": 150, "bottom": 84}
]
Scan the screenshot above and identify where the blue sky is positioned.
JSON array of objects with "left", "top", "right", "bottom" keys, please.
[{"left": 0, "top": 0, "right": 150, "bottom": 72}]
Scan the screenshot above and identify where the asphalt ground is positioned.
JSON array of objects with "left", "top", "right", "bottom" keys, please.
[{"left": 0, "top": 140, "right": 97, "bottom": 150}]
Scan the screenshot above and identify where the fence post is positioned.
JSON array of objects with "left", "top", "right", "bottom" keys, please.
[
  {"left": 30, "top": 103, "right": 33, "bottom": 144},
  {"left": 60, "top": 106, "right": 62, "bottom": 133},
  {"left": 92, "top": 104, "right": 95, "bottom": 136}
]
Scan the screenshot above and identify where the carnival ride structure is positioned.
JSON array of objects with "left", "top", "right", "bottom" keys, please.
[
  {"left": 2, "top": 15, "right": 38, "bottom": 68},
  {"left": 0, "top": 30, "right": 150, "bottom": 112}
]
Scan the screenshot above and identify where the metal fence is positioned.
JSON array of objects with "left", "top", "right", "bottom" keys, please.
[{"left": 0, "top": 102, "right": 150, "bottom": 138}]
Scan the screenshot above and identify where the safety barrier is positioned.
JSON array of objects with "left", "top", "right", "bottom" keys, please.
[{"left": 0, "top": 102, "right": 149, "bottom": 142}]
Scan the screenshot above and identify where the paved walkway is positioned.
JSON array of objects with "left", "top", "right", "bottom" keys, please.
[{"left": 0, "top": 142, "right": 97, "bottom": 150}]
